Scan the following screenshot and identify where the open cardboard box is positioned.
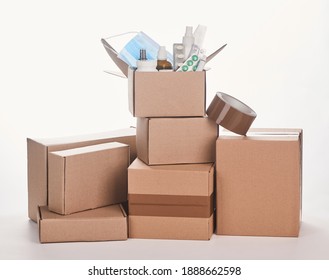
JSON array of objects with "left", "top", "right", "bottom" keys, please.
[
  {"left": 128, "top": 68, "right": 206, "bottom": 117},
  {"left": 27, "top": 128, "right": 136, "bottom": 222},
  {"left": 48, "top": 142, "right": 129, "bottom": 215},
  {"left": 101, "top": 39, "right": 226, "bottom": 118},
  {"left": 38, "top": 204, "right": 127, "bottom": 243},
  {"left": 128, "top": 158, "right": 214, "bottom": 240},
  {"left": 137, "top": 117, "right": 218, "bottom": 165},
  {"left": 101, "top": 38, "right": 226, "bottom": 79},
  {"left": 216, "top": 128, "right": 303, "bottom": 237}
]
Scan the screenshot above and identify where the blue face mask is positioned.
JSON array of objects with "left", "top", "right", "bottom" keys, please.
[{"left": 118, "top": 32, "right": 173, "bottom": 68}]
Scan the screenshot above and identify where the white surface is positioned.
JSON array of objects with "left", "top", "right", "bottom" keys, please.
[{"left": 1, "top": 0, "right": 329, "bottom": 259}]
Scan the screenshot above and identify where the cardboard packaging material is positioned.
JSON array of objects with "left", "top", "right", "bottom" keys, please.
[
  {"left": 128, "top": 158, "right": 214, "bottom": 240},
  {"left": 137, "top": 117, "right": 217, "bottom": 165},
  {"left": 48, "top": 142, "right": 129, "bottom": 215},
  {"left": 216, "top": 128, "right": 303, "bottom": 237},
  {"left": 38, "top": 204, "right": 127, "bottom": 243},
  {"left": 128, "top": 68, "right": 206, "bottom": 117},
  {"left": 101, "top": 37, "right": 226, "bottom": 79},
  {"left": 27, "top": 128, "right": 136, "bottom": 222},
  {"left": 129, "top": 215, "right": 213, "bottom": 241}
]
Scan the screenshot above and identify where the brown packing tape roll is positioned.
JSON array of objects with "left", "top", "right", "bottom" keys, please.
[
  {"left": 207, "top": 92, "right": 257, "bottom": 135},
  {"left": 128, "top": 194, "right": 214, "bottom": 218}
]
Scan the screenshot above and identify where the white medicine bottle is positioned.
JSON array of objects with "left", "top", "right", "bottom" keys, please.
[{"left": 136, "top": 49, "right": 157, "bottom": 72}]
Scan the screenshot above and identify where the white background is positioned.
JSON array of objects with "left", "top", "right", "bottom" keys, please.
[{"left": 0, "top": 0, "right": 329, "bottom": 260}]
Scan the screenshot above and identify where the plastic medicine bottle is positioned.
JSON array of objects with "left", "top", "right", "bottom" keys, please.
[
  {"left": 156, "top": 46, "right": 173, "bottom": 71},
  {"left": 136, "top": 49, "right": 157, "bottom": 72},
  {"left": 183, "top": 26, "right": 194, "bottom": 59}
]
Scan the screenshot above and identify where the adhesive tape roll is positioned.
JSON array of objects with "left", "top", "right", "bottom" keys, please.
[{"left": 207, "top": 92, "right": 257, "bottom": 135}]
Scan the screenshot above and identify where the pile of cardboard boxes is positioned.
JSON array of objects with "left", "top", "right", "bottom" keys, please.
[
  {"left": 26, "top": 39, "right": 302, "bottom": 243},
  {"left": 128, "top": 70, "right": 217, "bottom": 240},
  {"left": 28, "top": 129, "right": 136, "bottom": 242}
]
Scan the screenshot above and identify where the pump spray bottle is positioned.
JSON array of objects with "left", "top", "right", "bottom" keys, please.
[{"left": 182, "top": 26, "right": 194, "bottom": 60}]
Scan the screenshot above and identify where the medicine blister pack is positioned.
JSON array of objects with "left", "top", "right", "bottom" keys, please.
[
  {"left": 176, "top": 46, "right": 206, "bottom": 72},
  {"left": 173, "top": 43, "right": 185, "bottom": 70}
]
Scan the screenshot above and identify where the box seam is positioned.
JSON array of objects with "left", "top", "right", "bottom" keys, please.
[
  {"left": 63, "top": 156, "right": 66, "bottom": 214},
  {"left": 37, "top": 206, "right": 42, "bottom": 243},
  {"left": 147, "top": 118, "right": 150, "bottom": 164},
  {"left": 203, "top": 71, "right": 206, "bottom": 116},
  {"left": 45, "top": 147, "right": 49, "bottom": 206},
  {"left": 133, "top": 70, "right": 136, "bottom": 116}
]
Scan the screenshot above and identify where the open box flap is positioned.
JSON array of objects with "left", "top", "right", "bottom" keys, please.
[
  {"left": 101, "top": 37, "right": 227, "bottom": 78},
  {"left": 206, "top": 44, "right": 227, "bottom": 63},
  {"left": 101, "top": 38, "right": 129, "bottom": 78}
]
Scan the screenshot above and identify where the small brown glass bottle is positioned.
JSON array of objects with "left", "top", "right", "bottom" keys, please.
[{"left": 156, "top": 46, "right": 173, "bottom": 71}]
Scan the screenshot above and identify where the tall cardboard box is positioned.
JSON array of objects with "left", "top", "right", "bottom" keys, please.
[
  {"left": 137, "top": 117, "right": 217, "bottom": 165},
  {"left": 128, "top": 68, "right": 206, "bottom": 117},
  {"left": 48, "top": 142, "right": 129, "bottom": 215},
  {"left": 38, "top": 204, "right": 127, "bottom": 243},
  {"left": 128, "top": 158, "right": 214, "bottom": 240},
  {"left": 27, "top": 128, "right": 136, "bottom": 222},
  {"left": 216, "top": 129, "right": 303, "bottom": 237}
]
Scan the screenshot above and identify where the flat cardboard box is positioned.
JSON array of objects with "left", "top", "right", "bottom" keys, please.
[
  {"left": 27, "top": 128, "right": 136, "bottom": 222},
  {"left": 137, "top": 117, "right": 217, "bottom": 165},
  {"left": 129, "top": 214, "right": 214, "bottom": 240},
  {"left": 216, "top": 128, "right": 303, "bottom": 237},
  {"left": 48, "top": 142, "right": 129, "bottom": 215},
  {"left": 128, "top": 68, "right": 206, "bottom": 117},
  {"left": 128, "top": 158, "right": 214, "bottom": 218},
  {"left": 38, "top": 204, "right": 127, "bottom": 243}
]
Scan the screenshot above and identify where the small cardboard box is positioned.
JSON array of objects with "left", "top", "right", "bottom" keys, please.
[
  {"left": 48, "top": 142, "right": 129, "bottom": 215},
  {"left": 216, "top": 128, "right": 303, "bottom": 237},
  {"left": 38, "top": 204, "right": 127, "bottom": 243},
  {"left": 128, "top": 68, "right": 206, "bottom": 117},
  {"left": 128, "top": 158, "right": 214, "bottom": 240},
  {"left": 137, "top": 117, "right": 217, "bottom": 165},
  {"left": 129, "top": 215, "right": 213, "bottom": 240},
  {"left": 27, "top": 128, "right": 136, "bottom": 222}
]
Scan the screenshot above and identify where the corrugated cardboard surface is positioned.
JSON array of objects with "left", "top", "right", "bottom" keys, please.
[
  {"left": 128, "top": 68, "right": 206, "bottom": 117},
  {"left": 128, "top": 158, "right": 214, "bottom": 196},
  {"left": 137, "top": 117, "right": 217, "bottom": 165},
  {"left": 129, "top": 214, "right": 214, "bottom": 240},
  {"left": 216, "top": 129, "right": 302, "bottom": 237},
  {"left": 128, "top": 159, "right": 214, "bottom": 239},
  {"left": 27, "top": 128, "right": 136, "bottom": 222},
  {"left": 129, "top": 194, "right": 214, "bottom": 218},
  {"left": 38, "top": 204, "right": 127, "bottom": 243},
  {"left": 48, "top": 142, "right": 129, "bottom": 215}
]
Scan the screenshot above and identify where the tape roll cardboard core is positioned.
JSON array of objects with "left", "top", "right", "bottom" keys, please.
[{"left": 207, "top": 92, "right": 257, "bottom": 135}]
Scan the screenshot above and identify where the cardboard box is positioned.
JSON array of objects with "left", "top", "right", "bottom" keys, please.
[
  {"left": 27, "top": 128, "right": 136, "bottom": 222},
  {"left": 128, "top": 158, "right": 214, "bottom": 240},
  {"left": 129, "top": 215, "right": 213, "bottom": 240},
  {"left": 128, "top": 68, "right": 206, "bottom": 117},
  {"left": 48, "top": 142, "right": 129, "bottom": 215},
  {"left": 137, "top": 117, "right": 217, "bottom": 165},
  {"left": 128, "top": 158, "right": 214, "bottom": 216},
  {"left": 216, "top": 128, "right": 303, "bottom": 237},
  {"left": 38, "top": 204, "right": 127, "bottom": 243}
]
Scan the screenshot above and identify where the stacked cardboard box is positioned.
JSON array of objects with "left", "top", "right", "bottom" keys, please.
[
  {"left": 215, "top": 128, "right": 302, "bottom": 237},
  {"left": 27, "top": 128, "right": 137, "bottom": 242},
  {"left": 27, "top": 34, "right": 304, "bottom": 244},
  {"left": 127, "top": 70, "right": 218, "bottom": 240}
]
